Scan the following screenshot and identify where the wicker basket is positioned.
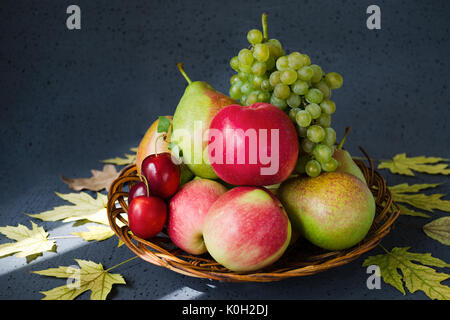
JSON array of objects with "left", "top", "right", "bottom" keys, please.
[{"left": 107, "top": 152, "right": 400, "bottom": 282}]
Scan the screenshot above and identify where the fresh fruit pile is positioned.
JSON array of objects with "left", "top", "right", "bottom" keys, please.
[
  {"left": 127, "top": 13, "right": 376, "bottom": 273},
  {"left": 228, "top": 13, "right": 343, "bottom": 178}
]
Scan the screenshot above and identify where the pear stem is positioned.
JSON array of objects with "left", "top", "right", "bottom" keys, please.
[
  {"left": 177, "top": 62, "right": 192, "bottom": 84},
  {"left": 337, "top": 126, "right": 351, "bottom": 150},
  {"left": 262, "top": 13, "right": 269, "bottom": 42}
]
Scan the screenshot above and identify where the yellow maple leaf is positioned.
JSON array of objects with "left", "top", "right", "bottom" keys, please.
[
  {"left": 388, "top": 183, "right": 450, "bottom": 217},
  {"left": 379, "top": 153, "right": 450, "bottom": 176},
  {"left": 0, "top": 222, "right": 56, "bottom": 262},
  {"left": 33, "top": 259, "right": 126, "bottom": 300},
  {"left": 423, "top": 217, "right": 450, "bottom": 246},
  {"left": 363, "top": 247, "right": 450, "bottom": 300},
  {"left": 101, "top": 147, "right": 137, "bottom": 166},
  {"left": 72, "top": 225, "right": 115, "bottom": 242},
  {"left": 27, "top": 192, "right": 109, "bottom": 225}
]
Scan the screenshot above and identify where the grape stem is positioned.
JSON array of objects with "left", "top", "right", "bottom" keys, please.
[
  {"left": 337, "top": 126, "right": 351, "bottom": 150},
  {"left": 262, "top": 13, "right": 269, "bottom": 42},
  {"left": 177, "top": 62, "right": 192, "bottom": 84}
]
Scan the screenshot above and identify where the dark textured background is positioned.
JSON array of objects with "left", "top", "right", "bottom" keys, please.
[{"left": 0, "top": 0, "right": 449, "bottom": 300}]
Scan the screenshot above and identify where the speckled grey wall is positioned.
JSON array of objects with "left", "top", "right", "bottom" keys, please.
[{"left": 0, "top": 0, "right": 449, "bottom": 300}]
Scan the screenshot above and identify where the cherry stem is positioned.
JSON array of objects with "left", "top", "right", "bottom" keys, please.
[
  {"left": 262, "top": 13, "right": 269, "bottom": 42},
  {"left": 177, "top": 62, "right": 192, "bottom": 84},
  {"left": 139, "top": 174, "right": 150, "bottom": 197},
  {"left": 338, "top": 126, "right": 351, "bottom": 150}
]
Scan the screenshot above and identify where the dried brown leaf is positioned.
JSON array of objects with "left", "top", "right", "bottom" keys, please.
[{"left": 61, "top": 165, "right": 119, "bottom": 192}]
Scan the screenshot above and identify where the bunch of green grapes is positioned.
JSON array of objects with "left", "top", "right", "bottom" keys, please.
[
  {"left": 286, "top": 65, "right": 343, "bottom": 178},
  {"left": 228, "top": 28, "right": 284, "bottom": 105},
  {"left": 228, "top": 18, "right": 344, "bottom": 178}
]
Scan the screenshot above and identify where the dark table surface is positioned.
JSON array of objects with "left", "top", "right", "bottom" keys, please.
[{"left": 0, "top": 0, "right": 449, "bottom": 300}]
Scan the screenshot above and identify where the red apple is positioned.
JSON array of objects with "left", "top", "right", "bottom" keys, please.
[
  {"left": 128, "top": 196, "right": 167, "bottom": 239},
  {"left": 168, "top": 178, "right": 227, "bottom": 254},
  {"left": 207, "top": 103, "right": 299, "bottom": 186},
  {"left": 203, "top": 186, "right": 291, "bottom": 272}
]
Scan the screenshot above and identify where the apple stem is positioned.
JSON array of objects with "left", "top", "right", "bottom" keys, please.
[
  {"left": 337, "top": 126, "right": 351, "bottom": 150},
  {"left": 177, "top": 62, "right": 192, "bottom": 84},
  {"left": 262, "top": 13, "right": 269, "bottom": 42}
]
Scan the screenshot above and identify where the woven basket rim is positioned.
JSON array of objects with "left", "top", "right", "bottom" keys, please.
[{"left": 106, "top": 152, "right": 400, "bottom": 282}]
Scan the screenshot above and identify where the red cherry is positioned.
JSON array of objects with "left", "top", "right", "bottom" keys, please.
[
  {"left": 128, "top": 182, "right": 148, "bottom": 204},
  {"left": 140, "top": 153, "right": 181, "bottom": 198},
  {"left": 128, "top": 196, "right": 167, "bottom": 239}
]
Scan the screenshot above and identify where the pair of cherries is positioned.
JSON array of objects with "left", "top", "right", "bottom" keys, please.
[{"left": 127, "top": 153, "right": 180, "bottom": 239}]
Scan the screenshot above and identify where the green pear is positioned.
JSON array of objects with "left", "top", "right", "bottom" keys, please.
[
  {"left": 278, "top": 172, "right": 375, "bottom": 251},
  {"left": 334, "top": 149, "right": 366, "bottom": 184},
  {"left": 334, "top": 127, "right": 366, "bottom": 184},
  {"left": 179, "top": 163, "right": 194, "bottom": 186},
  {"left": 171, "top": 63, "right": 236, "bottom": 179}
]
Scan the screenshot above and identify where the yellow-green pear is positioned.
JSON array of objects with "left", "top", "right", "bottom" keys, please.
[
  {"left": 278, "top": 172, "right": 375, "bottom": 251},
  {"left": 171, "top": 63, "right": 236, "bottom": 179},
  {"left": 334, "top": 127, "right": 366, "bottom": 184}
]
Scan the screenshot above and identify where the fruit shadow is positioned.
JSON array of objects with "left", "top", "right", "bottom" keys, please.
[
  {"left": 0, "top": 208, "right": 439, "bottom": 300},
  {"left": 154, "top": 239, "right": 371, "bottom": 300}
]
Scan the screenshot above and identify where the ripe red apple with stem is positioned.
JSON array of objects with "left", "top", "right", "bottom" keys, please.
[{"left": 207, "top": 102, "right": 299, "bottom": 186}]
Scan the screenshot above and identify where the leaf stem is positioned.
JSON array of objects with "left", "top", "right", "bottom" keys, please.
[
  {"left": 105, "top": 256, "right": 139, "bottom": 272},
  {"left": 379, "top": 244, "right": 389, "bottom": 253},
  {"left": 48, "top": 235, "right": 79, "bottom": 240}
]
